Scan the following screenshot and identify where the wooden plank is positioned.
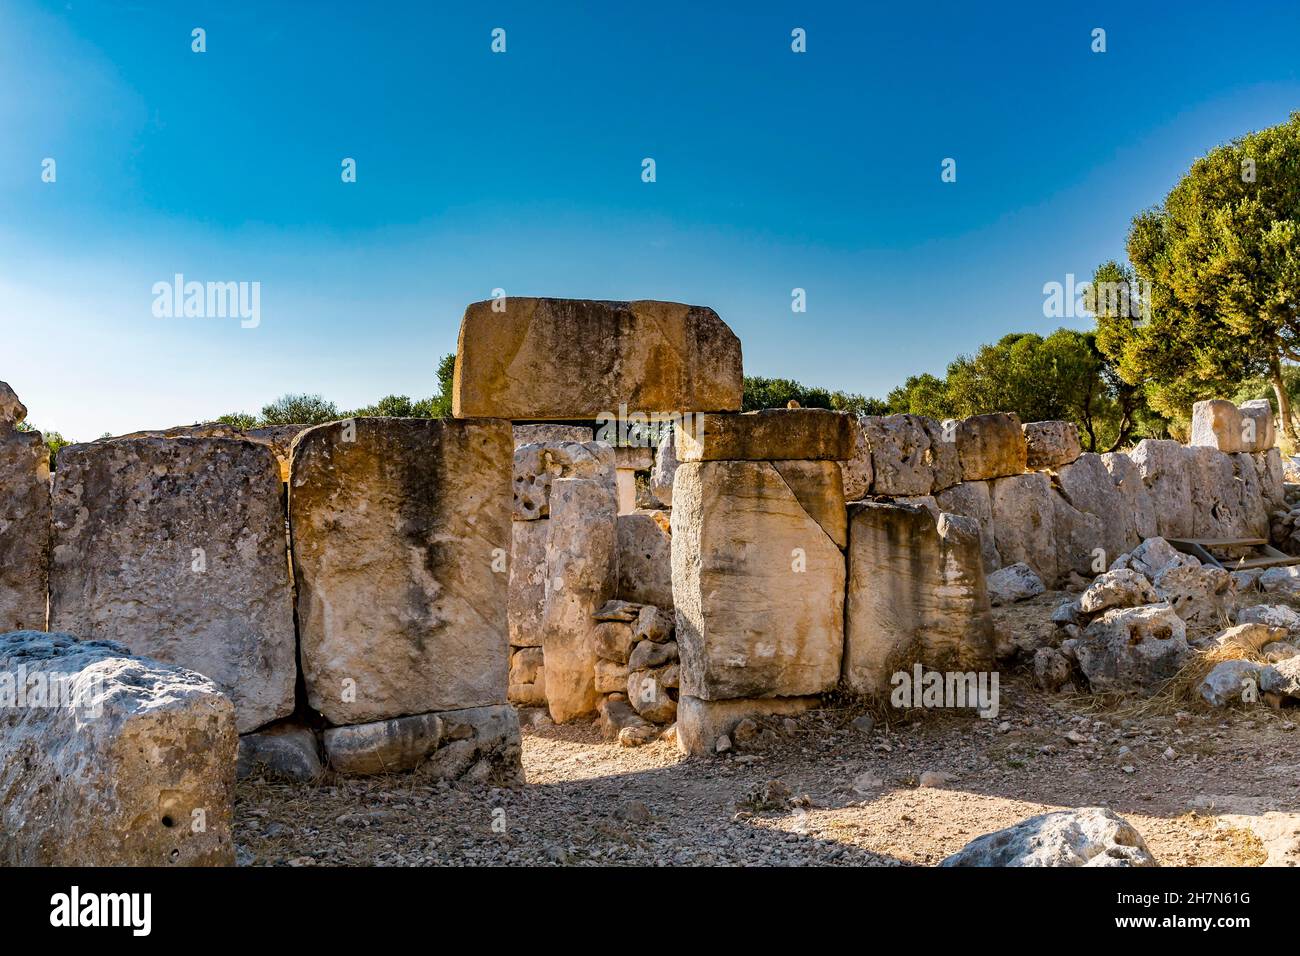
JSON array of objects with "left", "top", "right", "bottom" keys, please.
[
  {"left": 1225, "top": 555, "right": 1300, "bottom": 570},
  {"left": 1167, "top": 537, "right": 1268, "bottom": 548}
]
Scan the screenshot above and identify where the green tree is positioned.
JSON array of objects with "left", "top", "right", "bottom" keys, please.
[
  {"left": 1095, "top": 112, "right": 1300, "bottom": 439},
  {"left": 16, "top": 421, "right": 74, "bottom": 467},
  {"left": 216, "top": 412, "right": 257, "bottom": 430},
  {"left": 259, "top": 393, "right": 340, "bottom": 426},
  {"left": 886, "top": 373, "right": 951, "bottom": 418}
]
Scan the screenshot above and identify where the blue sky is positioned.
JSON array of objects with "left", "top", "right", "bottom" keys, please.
[{"left": 3, "top": 0, "right": 1299, "bottom": 439}]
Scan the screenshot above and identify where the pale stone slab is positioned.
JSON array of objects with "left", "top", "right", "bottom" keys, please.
[
  {"left": 672, "top": 461, "right": 844, "bottom": 700},
  {"left": 291, "top": 418, "right": 512, "bottom": 726},
  {"left": 989, "top": 472, "right": 1059, "bottom": 586},
  {"left": 322, "top": 704, "right": 521, "bottom": 781},
  {"left": 1239, "top": 399, "right": 1276, "bottom": 453},
  {"left": 0, "top": 631, "right": 236, "bottom": 866},
  {"left": 1129, "top": 439, "right": 1193, "bottom": 540},
  {"left": 508, "top": 518, "right": 549, "bottom": 648},
  {"left": 1055, "top": 453, "right": 1128, "bottom": 566},
  {"left": 675, "top": 409, "right": 855, "bottom": 462},
  {"left": 1023, "top": 420, "right": 1082, "bottom": 470},
  {"left": 839, "top": 415, "right": 874, "bottom": 501},
  {"left": 453, "top": 297, "right": 743, "bottom": 419},
  {"left": 49, "top": 436, "right": 295, "bottom": 733},
  {"left": 958, "top": 413, "right": 1027, "bottom": 481},
  {"left": 0, "top": 426, "right": 50, "bottom": 632},
  {"left": 617, "top": 510, "right": 674, "bottom": 608},
  {"left": 1101, "top": 452, "right": 1158, "bottom": 549},
  {"left": 935, "top": 480, "right": 999, "bottom": 572},
  {"left": 1190, "top": 399, "right": 1245, "bottom": 453}
]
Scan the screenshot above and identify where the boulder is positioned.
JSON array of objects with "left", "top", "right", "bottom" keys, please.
[
  {"left": 1250, "top": 448, "right": 1287, "bottom": 513},
  {"left": 0, "top": 425, "right": 50, "bottom": 632},
  {"left": 1055, "top": 453, "right": 1130, "bottom": 563},
  {"left": 0, "top": 631, "right": 236, "bottom": 866},
  {"left": 1052, "top": 493, "right": 1107, "bottom": 579},
  {"left": 1076, "top": 603, "right": 1191, "bottom": 694},
  {"left": 1033, "top": 646, "right": 1073, "bottom": 691},
  {"left": 508, "top": 646, "right": 544, "bottom": 686},
  {"left": 598, "top": 696, "right": 655, "bottom": 742},
  {"left": 1260, "top": 657, "right": 1300, "bottom": 700},
  {"left": 236, "top": 723, "right": 323, "bottom": 782},
  {"left": 593, "top": 620, "right": 635, "bottom": 663},
  {"left": 1190, "top": 399, "right": 1245, "bottom": 454},
  {"left": 542, "top": 477, "right": 618, "bottom": 722},
  {"left": 843, "top": 503, "right": 994, "bottom": 695},
  {"left": 290, "top": 418, "right": 512, "bottom": 726},
  {"left": 1259, "top": 565, "right": 1300, "bottom": 596},
  {"left": 513, "top": 440, "right": 614, "bottom": 520},
  {"left": 935, "top": 480, "right": 998, "bottom": 571},
  {"left": 452, "top": 297, "right": 743, "bottom": 419},
  {"left": 1110, "top": 536, "right": 1198, "bottom": 583},
  {"left": 616, "top": 511, "right": 674, "bottom": 609},
  {"left": 675, "top": 695, "right": 820, "bottom": 757},
  {"left": 1078, "top": 569, "right": 1158, "bottom": 616},
  {"left": 858, "top": 414, "right": 938, "bottom": 496},
  {"left": 1238, "top": 399, "right": 1276, "bottom": 453},
  {"left": 672, "top": 460, "right": 844, "bottom": 700},
  {"left": 940, "top": 808, "right": 1157, "bottom": 867},
  {"left": 1130, "top": 440, "right": 1193, "bottom": 540},
  {"left": 49, "top": 437, "right": 296, "bottom": 733},
  {"left": 650, "top": 426, "right": 679, "bottom": 507},
  {"left": 626, "top": 669, "right": 678, "bottom": 723},
  {"left": 675, "top": 409, "right": 854, "bottom": 462},
  {"left": 1211, "top": 623, "right": 1288, "bottom": 654},
  {"left": 840, "top": 416, "right": 874, "bottom": 501},
  {"left": 1236, "top": 604, "right": 1300, "bottom": 639},
  {"left": 957, "top": 413, "right": 1027, "bottom": 481},
  {"left": 989, "top": 472, "right": 1058, "bottom": 585},
  {"left": 594, "top": 658, "right": 628, "bottom": 693},
  {"left": 633, "top": 604, "right": 674, "bottom": 643},
  {"left": 1152, "top": 564, "right": 1234, "bottom": 630},
  {"left": 1023, "top": 420, "right": 1082, "bottom": 470},
  {"left": 986, "top": 562, "right": 1045, "bottom": 606},
  {"left": 1200, "top": 659, "right": 1267, "bottom": 708},
  {"left": 322, "top": 705, "right": 521, "bottom": 781},
  {"left": 507, "top": 518, "right": 549, "bottom": 648}
]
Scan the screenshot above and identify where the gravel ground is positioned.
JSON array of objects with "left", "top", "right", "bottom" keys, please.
[{"left": 235, "top": 653, "right": 1296, "bottom": 866}]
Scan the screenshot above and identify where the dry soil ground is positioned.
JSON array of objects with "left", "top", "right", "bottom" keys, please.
[{"left": 236, "top": 593, "right": 1300, "bottom": 867}]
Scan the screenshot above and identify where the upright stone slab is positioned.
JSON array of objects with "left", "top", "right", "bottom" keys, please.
[
  {"left": 49, "top": 437, "right": 295, "bottom": 733},
  {"left": 650, "top": 426, "right": 680, "bottom": 507},
  {"left": 676, "top": 409, "right": 855, "bottom": 462},
  {"left": 1130, "top": 439, "right": 1193, "bottom": 540},
  {"left": 672, "top": 460, "right": 844, "bottom": 700},
  {"left": 542, "top": 477, "right": 618, "bottom": 722},
  {"left": 0, "top": 422, "right": 50, "bottom": 632},
  {"left": 1238, "top": 399, "right": 1276, "bottom": 453},
  {"left": 843, "top": 503, "right": 994, "bottom": 696},
  {"left": 617, "top": 510, "right": 674, "bottom": 608},
  {"left": 935, "top": 480, "right": 999, "bottom": 571},
  {"left": 290, "top": 418, "right": 512, "bottom": 726},
  {"left": 859, "top": 414, "right": 959, "bottom": 496},
  {"left": 1055, "top": 453, "right": 1129, "bottom": 563},
  {"left": 1101, "top": 452, "right": 1158, "bottom": 548},
  {"left": 453, "top": 298, "right": 743, "bottom": 419},
  {"left": 513, "top": 440, "right": 614, "bottom": 520},
  {"left": 957, "top": 413, "right": 1027, "bottom": 481},
  {"left": 1023, "top": 420, "right": 1082, "bottom": 470},
  {"left": 508, "top": 518, "right": 549, "bottom": 648},
  {"left": 0, "top": 631, "right": 236, "bottom": 866},
  {"left": 989, "top": 472, "right": 1059, "bottom": 585},
  {"left": 1186, "top": 446, "right": 1257, "bottom": 539},
  {"left": 840, "top": 415, "right": 874, "bottom": 501},
  {"left": 1251, "top": 448, "right": 1286, "bottom": 513}
]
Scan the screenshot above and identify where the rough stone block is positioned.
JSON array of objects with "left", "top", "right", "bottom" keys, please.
[
  {"left": 989, "top": 472, "right": 1058, "bottom": 585},
  {"left": 958, "top": 413, "right": 1027, "bottom": 481},
  {"left": 676, "top": 694, "right": 820, "bottom": 757},
  {"left": 617, "top": 510, "right": 674, "bottom": 608},
  {"left": 0, "top": 426, "right": 50, "bottom": 632},
  {"left": 1190, "top": 399, "right": 1245, "bottom": 453},
  {"left": 321, "top": 704, "right": 521, "bottom": 781},
  {"left": 1023, "top": 420, "right": 1082, "bottom": 470},
  {"left": 513, "top": 440, "right": 613, "bottom": 520},
  {"left": 935, "top": 480, "right": 998, "bottom": 571},
  {"left": 675, "top": 409, "right": 854, "bottom": 462},
  {"left": 508, "top": 518, "right": 549, "bottom": 648},
  {"left": 1129, "top": 439, "right": 1193, "bottom": 541},
  {"left": 290, "top": 418, "right": 512, "bottom": 726}
]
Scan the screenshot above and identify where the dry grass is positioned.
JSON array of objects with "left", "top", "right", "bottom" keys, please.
[{"left": 1178, "top": 812, "right": 1270, "bottom": 867}]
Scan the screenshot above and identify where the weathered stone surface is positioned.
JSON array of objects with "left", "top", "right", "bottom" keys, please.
[
  {"left": 958, "top": 413, "right": 1027, "bottom": 481},
  {"left": 508, "top": 518, "right": 549, "bottom": 648},
  {"left": 49, "top": 437, "right": 295, "bottom": 733},
  {"left": 100, "top": 422, "right": 310, "bottom": 483},
  {"left": 594, "top": 657, "right": 628, "bottom": 693},
  {"left": 986, "top": 562, "right": 1045, "bottom": 606},
  {"left": 0, "top": 631, "right": 236, "bottom": 866},
  {"left": 676, "top": 409, "right": 854, "bottom": 462},
  {"left": 1034, "top": 646, "right": 1073, "bottom": 691},
  {"left": 598, "top": 696, "right": 654, "bottom": 742},
  {"left": 1079, "top": 569, "right": 1158, "bottom": 616},
  {"left": 859, "top": 415, "right": 937, "bottom": 496},
  {"left": 617, "top": 511, "right": 673, "bottom": 608},
  {"left": 633, "top": 604, "right": 674, "bottom": 643},
  {"left": 626, "top": 668, "right": 677, "bottom": 723},
  {"left": 0, "top": 381, "right": 27, "bottom": 424},
  {"left": 840, "top": 416, "right": 874, "bottom": 501},
  {"left": 771, "top": 459, "right": 848, "bottom": 548},
  {"left": 1101, "top": 452, "right": 1158, "bottom": 547},
  {"left": 628, "top": 639, "right": 678, "bottom": 671},
  {"left": 1023, "top": 420, "right": 1082, "bottom": 470},
  {"left": 290, "top": 418, "right": 512, "bottom": 726},
  {"left": 453, "top": 297, "right": 743, "bottom": 419},
  {"left": 513, "top": 424, "right": 593, "bottom": 445},
  {"left": 650, "top": 426, "right": 679, "bottom": 507},
  {"left": 1186, "top": 446, "right": 1258, "bottom": 538},
  {"left": 1153, "top": 564, "right": 1234, "bottom": 630},
  {"left": 1076, "top": 603, "right": 1191, "bottom": 694},
  {"left": 237, "top": 723, "right": 323, "bottom": 783},
  {"left": 1109, "top": 536, "right": 1198, "bottom": 582},
  {"left": 0, "top": 426, "right": 50, "bottom": 632},
  {"left": 1260, "top": 565, "right": 1300, "bottom": 596},
  {"left": 1130, "top": 440, "right": 1194, "bottom": 540},
  {"left": 1055, "top": 453, "right": 1129, "bottom": 562},
  {"left": 935, "top": 480, "right": 998, "bottom": 571},
  {"left": 1190, "top": 399, "right": 1245, "bottom": 454},
  {"left": 675, "top": 695, "right": 820, "bottom": 757},
  {"left": 922, "top": 418, "right": 963, "bottom": 492},
  {"left": 1250, "top": 448, "right": 1286, "bottom": 513},
  {"left": 941, "top": 808, "right": 1157, "bottom": 867},
  {"left": 542, "top": 477, "right": 618, "bottom": 722},
  {"left": 513, "top": 440, "right": 614, "bottom": 520},
  {"left": 1238, "top": 399, "right": 1276, "bottom": 452},
  {"left": 989, "top": 472, "right": 1058, "bottom": 585},
  {"left": 672, "top": 461, "right": 844, "bottom": 700},
  {"left": 322, "top": 705, "right": 521, "bottom": 781},
  {"left": 1212, "top": 622, "right": 1288, "bottom": 654},
  {"left": 1052, "top": 493, "right": 1106, "bottom": 579},
  {"left": 1260, "top": 657, "right": 1300, "bottom": 699},
  {"left": 843, "top": 502, "right": 994, "bottom": 695},
  {"left": 509, "top": 646, "right": 544, "bottom": 686},
  {"left": 1200, "top": 659, "right": 1267, "bottom": 708},
  {"left": 593, "top": 620, "right": 635, "bottom": 663},
  {"left": 1236, "top": 603, "right": 1300, "bottom": 639}
]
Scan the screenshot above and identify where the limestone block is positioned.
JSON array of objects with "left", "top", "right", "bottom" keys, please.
[
  {"left": 935, "top": 480, "right": 998, "bottom": 571},
  {"left": 1186, "top": 446, "right": 1256, "bottom": 539},
  {"left": 839, "top": 415, "right": 874, "bottom": 501},
  {"left": 0, "top": 381, "right": 27, "bottom": 424},
  {"left": 958, "top": 413, "right": 1027, "bottom": 481},
  {"left": 290, "top": 418, "right": 512, "bottom": 726},
  {"left": 1101, "top": 452, "right": 1158, "bottom": 548},
  {"left": 513, "top": 424, "right": 593, "bottom": 444},
  {"left": 617, "top": 510, "right": 674, "bottom": 608},
  {"left": 322, "top": 704, "right": 521, "bottom": 781},
  {"left": 542, "top": 477, "right": 618, "bottom": 722},
  {"left": 675, "top": 695, "right": 821, "bottom": 757},
  {"left": 1238, "top": 399, "right": 1276, "bottom": 452},
  {"left": 49, "top": 437, "right": 295, "bottom": 733},
  {"left": 650, "top": 426, "right": 679, "bottom": 507},
  {"left": 941, "top": 808, "right": 1156, "bottom": 867},
  {"left": 237, "top": 723, "right": 323, "bottom": 783},
  {"left": 989, "top": 472, "right": 1058, "bottom": 585},
  {"left": 0, "top": 426, "right": 50, "bottom": 632},
  {"left": 513, "top": 440, "right": 614, "bottom": 520},
  {"left": 672, "top": 460, "right": 844, "bottom": 700},
  {"left": 1190, "top": 399, "right": 1244, "bottom": 453},
  {"left": 675, "top": 409, "right": 854, "bottom": 462},
  {"left": 1076, "top": 603, "right": 1191, "bottom": 694},
  {"left": 0, "top": 631, "right": 236, "bottom": 866},
  {"left": 1129, "top": 440, "right": 1193, "bottom": 540},
  {"left": 1055, "top": 453, "right": 1129, "bottom": 564},
  {"left": 508, "top": 518, "right": 549, "bottom": 648},
  {"left": 453, "top": 297, "right": 743, "bottom": 419},
  {"left": 843, "top": 502, "right": 994, "bottom": 696},
  {"left": 1023, "top": 420, "right": 1082, "bottom": 470}
]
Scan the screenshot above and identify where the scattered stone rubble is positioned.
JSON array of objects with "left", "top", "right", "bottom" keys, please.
[{"left": 941, "top": 807, "right": 1158, "bottom": 867}]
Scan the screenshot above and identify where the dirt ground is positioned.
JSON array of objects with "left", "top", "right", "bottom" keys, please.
[{"left": 235, "top": 592, "right": 1300, "bottom": 867}]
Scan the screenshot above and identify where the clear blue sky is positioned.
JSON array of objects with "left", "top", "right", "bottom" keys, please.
[{"left": 3, "top": 0, "right": 1299, "bottom": 439}]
